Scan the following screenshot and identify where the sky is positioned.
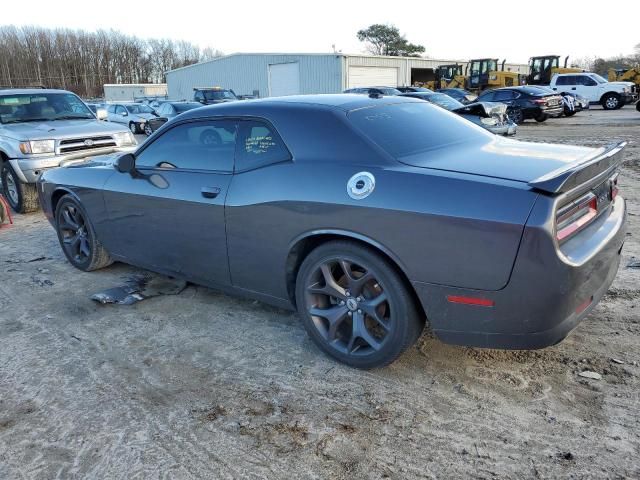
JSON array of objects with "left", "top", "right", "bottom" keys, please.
[{"left": 3, "top": 0, "right": 639, "bottom": 64}]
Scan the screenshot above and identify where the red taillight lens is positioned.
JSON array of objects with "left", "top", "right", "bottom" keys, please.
[
  {"left": 532, "top": 98, "right": 546, "bottom": 104},
  {"left": 556, "top": 192, "right": 598, "bottom": 242},
  {"left": 447, "top": 295, "right": 495, "bottom": 307}
]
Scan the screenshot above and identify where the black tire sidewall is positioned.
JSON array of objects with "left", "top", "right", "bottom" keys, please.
[
  {"left": 1, "top": 163, "right": 23, "bottom": 212},
  {"left": 55, "top": 196, "right": 97, "bottom": 271},
  {"left": 295, "top": 242, "right": 420, "bottom": 369}
]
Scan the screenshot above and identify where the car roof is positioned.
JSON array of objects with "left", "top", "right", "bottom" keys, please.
[
  {"left": 0, "top": 88, "right": 74, "bottom": 95},
  {"left": 179, "top": 94, "right": 420, "bottom": 119},
  {"left": 482, "top": 86, "right": 550, "bottom": 95}
]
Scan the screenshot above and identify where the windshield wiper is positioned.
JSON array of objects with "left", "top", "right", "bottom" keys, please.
[{"left": 54, "top": 115, "right": 94, "bottom": 120}]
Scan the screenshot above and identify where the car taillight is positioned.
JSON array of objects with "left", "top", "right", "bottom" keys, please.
[{"left": 556, "top": 192, "right": 598, "bottom": 242}]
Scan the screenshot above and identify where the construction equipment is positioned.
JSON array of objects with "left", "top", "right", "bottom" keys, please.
[
  {"left": 527, "top": 55, "right": 583, "bottom": 85},
  {"left": 433, "top": 64, "right": 466, "bottom": 89},
  {"left": 466, "top": 59, "right": 520, "bottom": 93},
  {"left": 608, "top": 67, "right": 640, "bottom": 89}
]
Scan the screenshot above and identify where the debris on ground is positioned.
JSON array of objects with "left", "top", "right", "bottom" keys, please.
[
  {"left": 578, "top": 371, "right": 602, "bottom": 380},
  {"left": 90, "top": 273, "right": 187, "bottom": 305},
  {"left": 627, "top": 260, "right": 640, "bottom": 269},
  {"left": 611, "top": 358, "right": 625, "bottom": 365}
]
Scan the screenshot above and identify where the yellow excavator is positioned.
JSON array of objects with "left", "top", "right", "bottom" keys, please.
[
  {"left": 608, "top": 67, "right": 640, "bottom": 88},
  {"left": 527, "top": 55, "right": 583, "bottom": 85},
  {"left": 433, "top": 64, "right": 466, "bottom": 89},
  {"left": 465, "top": 59, "right": 520, "bottom": 93}
]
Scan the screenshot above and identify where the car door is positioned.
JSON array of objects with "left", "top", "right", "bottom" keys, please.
[
  {"left": 575, "top": 75, "right": 598, "bottom": 102},
  {"left": 551, "top": 75, "right": 573, "bottom": 95},
  {"left": 492, "top": 89, "right": 516, "bottom": 106},
  {"left": 112, "top": 104, "right": 128, "bottom": 125},
  {"left": 102, "top": 119, "right": 237, "bottom": 287}
]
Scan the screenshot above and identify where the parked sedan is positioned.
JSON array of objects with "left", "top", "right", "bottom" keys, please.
[
  {"left": 436, "top": 88, "right": 478, "bottom": 104},
  {"left": 534, "top": 86, "right": 589, "bottom": 117},
  {"left": 39, "top": 94, "right": 627, "bottom": 368},
  {"left": 399, "top": 91, "right": 516, "bottom": 135},
  {"left": 476, "top": 86, "right": 564, "bottom": 124},
  {"left": 143, "top": 101, "right": 203, "bottom": 136},
  {"left": 343, "top": 86, "right": 401, "bottom": 96},
  {"left": 106, "top": 103, "right": 159, "bottom": 134}
]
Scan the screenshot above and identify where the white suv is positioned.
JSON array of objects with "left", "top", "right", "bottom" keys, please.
[{"left": 549, "top": 73, "right": 637, "bottom": 110}]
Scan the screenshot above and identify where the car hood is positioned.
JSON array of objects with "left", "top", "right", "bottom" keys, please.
[
  {"left": 608, "top": 81, "right": 635, "bottom": 89},
  {"left": 453, "top": 101, "right": 506, "bottom": 118},
  {"left": 400, "top": 137, "right": 596, "bottom": 184},
  {"left": 0, "top": 119, "right": 130, "bottom": 141}
]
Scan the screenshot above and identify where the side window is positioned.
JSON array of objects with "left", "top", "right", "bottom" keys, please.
[
  {"left": 116, "top": 105, "right": 126, "bottom": 115},
  {"left": 107, "top": 104, "right": 116, "bottom": 113},
  {"left": 135, "top": 120, "right": 237, "bottom": 172},
  {"left": 493, "top": 90, "right": 513, "bottom": 101},
  {"left": 194, "top": 91, "right": 204, "bottom": 102},
  {"left": 582, "top": 76, "right": 597, "bottom": 86},
  {"left": 158, "top": 104, "right": 169, "bottom": 115},
  {"left": 479, "top": 91, "right": 494, "bottom": 101},
  {"left": 236, "top": 120, "right": 291, "bottom": 172},
  {"left": 555, "top": 76, "right": 569, "bottom": 86}
]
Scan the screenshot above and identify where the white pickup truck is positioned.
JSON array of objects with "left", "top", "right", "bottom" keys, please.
[{"left": 549, "top": 73, "right": 638, "bottom": 110}]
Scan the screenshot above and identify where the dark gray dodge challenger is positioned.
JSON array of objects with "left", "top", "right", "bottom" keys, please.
[{"left": 38, "top": 94, "right": 627, "bottom": 368}]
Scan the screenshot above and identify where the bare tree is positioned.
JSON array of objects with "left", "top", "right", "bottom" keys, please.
[{"left": 0, "top": 25, "right": 219, "bottom": 98}]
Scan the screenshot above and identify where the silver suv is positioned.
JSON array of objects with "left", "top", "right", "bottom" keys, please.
[{"left": 0, "top": 88, "right": 137, "bottom": 213}]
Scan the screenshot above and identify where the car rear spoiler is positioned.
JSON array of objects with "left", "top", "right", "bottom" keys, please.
[{"left": 528, "top": 141, "right": 626, "bottom": 194}]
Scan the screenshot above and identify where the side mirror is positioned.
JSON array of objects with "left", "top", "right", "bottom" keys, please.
[
  {"left": 120, "top": 111, "right": 128, "bottom": 117},
  {"left": 96, "top": 108, "right": 107, "bottom": 120},
  {"left": 115, "top": 153, "right": 136, "bottom": 174}
]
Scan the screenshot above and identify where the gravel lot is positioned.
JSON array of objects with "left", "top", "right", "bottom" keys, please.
[{"left": 1, "top": 106, "right": 639, "bottom": 479}]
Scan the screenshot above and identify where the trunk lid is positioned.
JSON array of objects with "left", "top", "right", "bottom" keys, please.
[{"left": 399, "top": 137, "right": 604, "bottom": 188}]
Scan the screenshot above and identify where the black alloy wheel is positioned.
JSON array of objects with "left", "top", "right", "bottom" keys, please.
[
  {"left": 296, "top": 241, "right": 423, "bottom": 368},
  {"left": 55, "top": 195, "right": 112, "bottom": 271},
  {"left": 507, "top": 107, "right": 524, "bottom": 124}
]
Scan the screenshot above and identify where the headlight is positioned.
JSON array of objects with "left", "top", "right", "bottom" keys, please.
[
  {"left": 113, "top": 131, "right": 137, "bottom": 147},
  {"left": 480, "top": 117, "right": 498, "bottom": 126},
  {"left": 623, "top": 87, "right": 628, "bottom": 93},
  {"left": 19, "top": 139, "right": 55, "bottom": 154}
]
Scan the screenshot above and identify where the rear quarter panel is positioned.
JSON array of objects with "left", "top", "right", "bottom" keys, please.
[{"left": 226, "top": 123, "right": 538, "bottom": 301}]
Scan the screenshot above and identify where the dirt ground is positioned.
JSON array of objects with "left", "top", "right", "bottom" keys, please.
[{"left": 1, "top": 106, "right": 639, "bottom": 479}]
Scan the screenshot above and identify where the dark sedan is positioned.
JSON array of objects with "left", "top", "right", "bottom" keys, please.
[
  {"left": 143, "top": 101, "right": 203, "bottom": 135},
  {"left": 396, "top": 86, "right": 433, "bottom": 93},
  {"left": 477, "top": 86, "right": 564, "bottom": 124},
  {"left": 38, "top": 95, "right": 627, "bottom": 368}
]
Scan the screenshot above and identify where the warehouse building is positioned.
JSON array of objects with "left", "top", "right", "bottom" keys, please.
[
  {"left": 165, "top": 53, "right": 529, "bottom": 100},
  {"left": 103, "top": 83, "right": 168, "bottom": 101}
]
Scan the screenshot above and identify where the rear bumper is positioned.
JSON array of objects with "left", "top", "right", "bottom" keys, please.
[{"left": 413, "top": 196, "right": 627, "bottom": 349}]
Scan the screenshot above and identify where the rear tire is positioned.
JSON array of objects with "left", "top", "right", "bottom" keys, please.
[
  {"left": 55, "top": 195, "right": 112, "bottom": 271},
  {"left": 295, "top": 240, "right": 423, "bottom": 369},
  {"left": 144, "top": 123, "right": 153, "bottom": 136},
  {"left": 636, "top": 101, "right": 640, "bottom": 112},
  {"left": 0, "top": 163, "right": 39, "bottom": 213},
  {"left": 507, "top": 107, "right": 524, "bottom": 124},
  {"left": 534, "top": 113, "right": 547, "bottom": 122},
  {"left": 601, "top": 93, "right": 621, "bottom": 110}
]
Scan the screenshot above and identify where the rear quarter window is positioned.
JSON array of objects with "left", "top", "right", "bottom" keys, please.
[{"left": 348, "top": 102, "right": 491, "bottom": 159}]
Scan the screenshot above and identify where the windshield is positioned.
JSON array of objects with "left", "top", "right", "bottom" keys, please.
[
  {"left": 174, "top": 103, "right": 201, "bottom": 112},
  {"left": 203, "top": 90, "right": 237, "bottom": 101},
  {"left": 590, "top": 74, "right": 608, "bottom": 84},
  {"left": 348, "top": 102, "right": 490, "bottom": 159},
  {"left": 425, "top": 93, "right": 464, "bottom": 111},
  {"left": 126, "top": 104, "right": 155, "bottom": 114},
  {"left": 0, "top": 93, "right": 94, "bottom": 124}
]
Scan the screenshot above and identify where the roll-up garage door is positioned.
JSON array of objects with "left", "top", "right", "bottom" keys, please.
[
  {"left": 268, "top": 63, "right": 300, "bottom": 97},
  {"left": 348, "top": 66, "right": 398, "bottom": 88}
]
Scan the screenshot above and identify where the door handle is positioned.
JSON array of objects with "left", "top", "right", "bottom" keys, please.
[
  {"left": 552, "top": 87, "right": 557, "bottom": 90},
  {"left": 571, "top": 87, "right": 576, "bottom": 90},
  {"left": 201, "top": 187, "right": 221, "bottom": 199}
]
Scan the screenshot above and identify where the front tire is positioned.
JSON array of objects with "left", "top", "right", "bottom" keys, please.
[
  {"left": 507, "top": 107, "right": 524, "bottom": 124},
  {"left": 534, "top": 113, "right": 547, "bottom": 122},
  {"left": 636, "top": 101, "right": 640, "bottom": 112},
  {"left": 129, "top": 122, "right": 139, "bottom": 134},
  {"left": 144, "top": 123, "right": 153, "bottom": 136},
  {"left": 295, "top": 241, "right": 423, "bottom": 369},
  {"left": 55, "top": 195, "right": 112, "bottom": 271},
  {"left": 601, "top": 93, "right": 621, "bottom": 110},
  {"left": 0, "top": 163, "right": 39, "bottom": 213}
]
